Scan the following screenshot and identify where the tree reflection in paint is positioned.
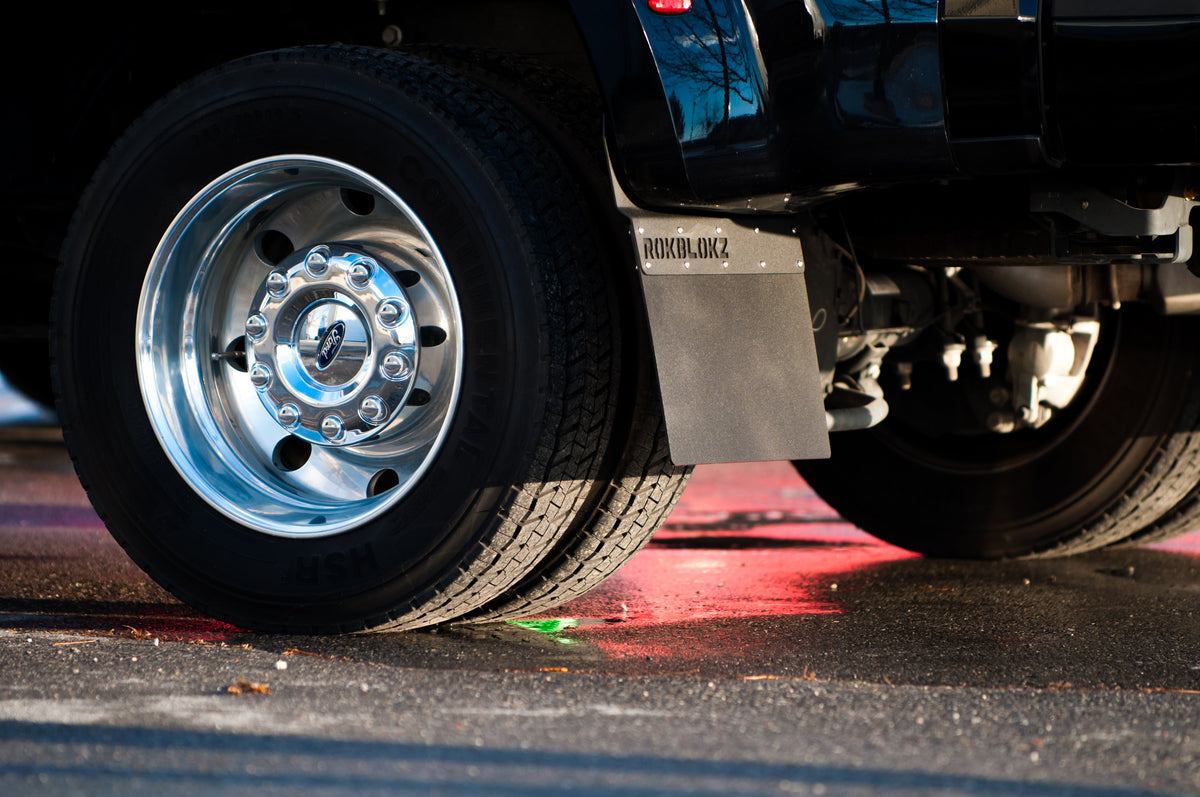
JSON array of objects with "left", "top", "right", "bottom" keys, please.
[{"left": 653, "top": 0, "right": 764, "bottom": 146}]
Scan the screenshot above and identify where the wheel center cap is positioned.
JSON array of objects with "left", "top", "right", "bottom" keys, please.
[
  {"left": 297, "top": 301, "right": 369, "bottom": 386},
  {"left": 243, "top": 244, "right": 420, "bottom": 446}
]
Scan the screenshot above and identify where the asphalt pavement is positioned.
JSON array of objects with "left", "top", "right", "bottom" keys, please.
[{"left": 0, "top": 379, "right": 1198, "bottom": 796}]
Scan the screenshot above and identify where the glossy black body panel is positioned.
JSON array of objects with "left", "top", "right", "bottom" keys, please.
[
  {"left": 1048, "top": 16, "right": 1200, "bottom": 166},
  {"left": 1054, "top": 0, "right": 1200, "bottom": 18},
  {"left": 567, "top": 0, "right": 699, "bottom": 204},
  {"left": 575, "top": 0, "right": 953, "bottom": 210},
  {"left": 750, "top": 0, "right": 952, "bottom": 199},
  {"left": 574, "top": 0, "right": 1200, "bottom": 210},
  {"left": 633, "top": 0, "right": 780, "bottom": 202},
  {"left": 940, "top": 0, "right": 1050, "bottom": 172}
]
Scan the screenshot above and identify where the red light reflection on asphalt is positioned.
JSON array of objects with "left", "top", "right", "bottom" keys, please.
[
  {"left": 557, "top": 530, "right": 914, "bottom": 627},
  {"left": 1150, "top": 533, "right": 1200, "bottom": 557},
  {"left": 517, "top": 462, "right": 916, "bottom": 657}
]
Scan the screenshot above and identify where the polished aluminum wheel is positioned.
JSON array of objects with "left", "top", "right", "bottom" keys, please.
[{"left": 137, "top": 156, "right": 463, "bottom": 537}]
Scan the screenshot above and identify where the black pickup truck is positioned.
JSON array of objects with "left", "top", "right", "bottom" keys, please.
[{"left": 4, "top": 0, "right": 1199, "bottom": 632}]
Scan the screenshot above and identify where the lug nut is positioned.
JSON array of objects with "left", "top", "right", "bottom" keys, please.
[
  {"left": 277, "top": 404, "right": 301, "bottom": 429},
  {"left": 377, "top": 299, "right": 406, "bottom": 328},
  {"left": 266, "top": 271, "right": 290, "bottom": 297},
  {"left": 305, "top": 246, "right": 330, "bottom": 277},
  {"left": 348, "top": 260, "right": 374, "bottom": 289},
  {"left": 381, "top": 350, "right": 413, "bottom": 382},
  {"left": 249, "top": 363, "right": 273, "bottom": 389},
  {"left": 245, "top": 314, "right": 268, "bottom": 341},
  {"left": 359, "top": 395, "right": 388, "bottom": 425},
  {"left": 320, "top": 414, "right": 344, "bottom": 441}
]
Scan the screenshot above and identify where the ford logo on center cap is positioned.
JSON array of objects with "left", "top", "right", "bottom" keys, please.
[{"left": 315, "top": 321, "right": 346, "bottom": 371}]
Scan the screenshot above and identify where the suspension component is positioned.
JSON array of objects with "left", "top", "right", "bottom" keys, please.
[{"left": 1005, "top": 317, "right": 1100, "bottom": 429}]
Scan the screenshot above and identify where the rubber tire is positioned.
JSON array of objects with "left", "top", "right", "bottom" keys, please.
[
  {"left": 796, "top": 308, "right": 1200, "bottom": 558},
  {"left": 53, "top": 47, "right": 615, "bottom": 632},
  {"left": 409, "top": 48, "right": 693, "bottom": 622},
  {"left": 469, "top": 375, "right": 691, "bottom": 622},
  {"left": 1114, "top": 498, "right": 1200, "bottom": 549},
  {"left": 1111, "top": 467, "right": 1200, "bottom": 548}
]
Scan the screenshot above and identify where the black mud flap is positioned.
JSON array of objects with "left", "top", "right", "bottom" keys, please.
[{"left": 612, "top": 176, "right": 829, "bottom": 465}]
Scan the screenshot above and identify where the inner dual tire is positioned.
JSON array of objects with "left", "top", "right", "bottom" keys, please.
[
  {"left": 798, "top": 308, "right": 1200, "bottom": 558},
  {"left": 54, "top": 48, "right": 633, "bottom": 632}
]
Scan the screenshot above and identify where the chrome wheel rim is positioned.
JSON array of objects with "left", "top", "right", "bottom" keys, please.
[{"left": 137, "top": 155, "right": 463, "bottom": 538}]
